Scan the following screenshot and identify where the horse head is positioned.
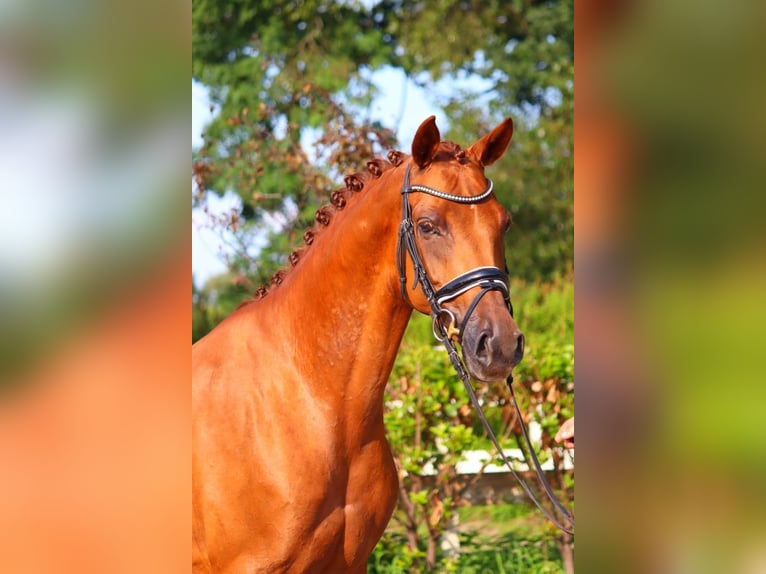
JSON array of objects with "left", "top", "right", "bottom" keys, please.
[{"left": 398, "top": 116, "right": 523, "bottom": 382}]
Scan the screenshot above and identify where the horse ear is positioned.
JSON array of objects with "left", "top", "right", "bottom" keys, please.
[
  {"left": 468, "top": 117, "right": 514, "bottom": 167},
  {"left": 411, "top": 116, "right": 441, "bottom": 168}
]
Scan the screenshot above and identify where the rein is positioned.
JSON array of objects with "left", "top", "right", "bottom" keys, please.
[{"left": 395, "top": 164, "right": 575, "bottom": 535}]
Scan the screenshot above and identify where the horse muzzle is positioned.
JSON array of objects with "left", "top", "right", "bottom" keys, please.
[{"left": 460, "top": 308, "right": 524, "bottom": 382}]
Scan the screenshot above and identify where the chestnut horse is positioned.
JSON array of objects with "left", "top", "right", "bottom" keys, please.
[{"left": 192, "top": 116, "right": 524, "bottom": 573}]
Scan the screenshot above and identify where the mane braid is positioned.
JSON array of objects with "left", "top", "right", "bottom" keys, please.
[{"left": 250, "top": 153, "right": 400, "bottom": 301}]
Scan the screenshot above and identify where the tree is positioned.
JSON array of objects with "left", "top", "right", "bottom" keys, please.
[{"left": 192, "top": 0, "right": 573, "bottom": 305}]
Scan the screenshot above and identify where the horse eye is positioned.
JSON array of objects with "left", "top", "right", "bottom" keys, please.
[{"left": 417, "top": 220, "right": 437, "bottom": 235}]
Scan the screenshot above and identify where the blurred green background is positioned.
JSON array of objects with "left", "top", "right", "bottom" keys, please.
[
  {"left": 575, "top": 0, "right": 766, "bottom": 572},
  {"left": 0, "top": 0, "right": 187, "bottom": 387}
]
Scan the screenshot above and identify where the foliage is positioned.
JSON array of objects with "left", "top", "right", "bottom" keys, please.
[
  {"left": 454, "top": 533, "right": 565, "bottom": 574},
  {"left": 453, "top": 511, "right": 566, "bottom": 574},
  {"left": 368, "top": 504, "right": 564, "bottom": 574},
  {"left": 381, "top": 340, "right": 478, "bottom": 570}
]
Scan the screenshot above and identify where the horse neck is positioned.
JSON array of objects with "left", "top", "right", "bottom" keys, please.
[{"left": 260, "top": 168, "right": 413, "bottom": 417}]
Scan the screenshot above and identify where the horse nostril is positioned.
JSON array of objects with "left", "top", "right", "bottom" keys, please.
[
  {"left": 475, "top": 331, "right": 490, "bottom": 359},
  {"left": 514, "top": 333, "right": 525, "bottom": 364}
]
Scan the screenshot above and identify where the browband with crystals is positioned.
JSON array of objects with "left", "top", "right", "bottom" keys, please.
[{"left": 404, "top": 179, "right": 494, "bottom": 203}]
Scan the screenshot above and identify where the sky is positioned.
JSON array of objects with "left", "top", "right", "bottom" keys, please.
[{"left": 192, "top": 67, "right": 490, "bottom": 286}]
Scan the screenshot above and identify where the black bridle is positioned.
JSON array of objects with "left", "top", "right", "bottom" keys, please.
[{"left": 395, "top": 164, "right": 575, "bottom": 535}]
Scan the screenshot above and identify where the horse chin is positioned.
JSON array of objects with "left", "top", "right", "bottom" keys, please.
[{"left": 461, "top": 350, "right": 514, "bottom": 383}]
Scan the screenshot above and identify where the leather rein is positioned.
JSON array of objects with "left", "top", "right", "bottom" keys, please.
[{"left": 395, "top": 164, "right": 575, "bottom": 535}]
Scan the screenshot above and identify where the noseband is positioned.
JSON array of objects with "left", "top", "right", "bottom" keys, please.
[
  {"left": 395, "top": 163, "right": 575, "bottom": 535},
  {"left": 396, "top": 164, "right": 513, "bottom": 342}
]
